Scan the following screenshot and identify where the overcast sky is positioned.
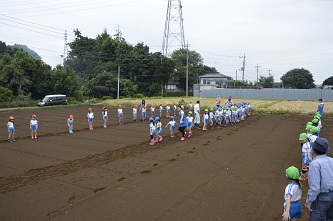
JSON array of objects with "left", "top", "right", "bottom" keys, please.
[{"left": 1, "top": 0, "right": 332, "bottom": 84}]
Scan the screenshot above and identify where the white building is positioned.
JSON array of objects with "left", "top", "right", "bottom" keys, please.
[{"left": 197, "top": 73, "right": 234, "bottom": 90}]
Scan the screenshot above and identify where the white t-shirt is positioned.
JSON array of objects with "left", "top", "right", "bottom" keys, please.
[
  {"left": 308, "top": 133, "right": 317, "bottom": 142},
  {"left": 159, "top": 106, "right": 163, "bottom": 111},
  {"left": 284, "top": 182, "right": 302, "bottom": 202},
  {"left": 166, "top": 106, "right": 170, "bottom": 111},
  {"left": 102, "top": 110, "right": 108, "bottom": 116},
  {"left": 187, "top": 116, "right": 193, "bottom": 122},
  {"left": 118, "top": 109, "right": 123, "bottom": 114},
  {"left": 7, "top": 121, "right": 14, "bottom": 128},
  {"left": 30, "top": 119, "right": 38, "bottom": 126},
  {"left": 194, "top": 103, "right": 200, "bottom": 115},
  {"left": 151, "top": 107, "right": 155, "bottom": 112},
  {"left": 156, "top": 122, "right": 162, "bottom": 128},
  {"left": 87, "top": 112, "right": 94, "bottom": 119},
  {"left": 209, "top": 112, "right": 214, "bottom": 118},
  {"left": 204, "top": 113, "right": 209, "bottom": 120},
  {"left": 168, "top": 120, "right": 176, "bottom": 127},
  {"left": 302, "top": 141, "right": 311, "bottom": 153},
  {"left": 133, "top": 108, "right": 137, "bottom": 114},
  {"left": 150, "top": 122, "right": 156, "bottom": 134}
]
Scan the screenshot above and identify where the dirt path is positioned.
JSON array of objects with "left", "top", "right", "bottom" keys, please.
[{"left": 0, "top": 106, "right": 331, "bottom": 220}]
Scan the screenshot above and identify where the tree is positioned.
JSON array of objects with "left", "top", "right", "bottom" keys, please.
[
  {"left": 51, "top": 65, "right": 79, "bottom": 96},
  {"left": 0, "top": 86, "right": 14, "bottom": 101},
  {"left": 258, "top": 75, "right": 274, "bottom": 88},
  {"left": 281, "top": 68, "right": 315, "bottom": 89},
  {"left": 322, "top": 76, "right": 333, "bottom": 86},
  {"left": 171, "top": 48, "right": 204, "bottom": 91}
]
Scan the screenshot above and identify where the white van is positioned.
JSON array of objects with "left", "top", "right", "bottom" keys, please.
[{"left": 37, "top": 95, "right": 67, "bottom": 106}]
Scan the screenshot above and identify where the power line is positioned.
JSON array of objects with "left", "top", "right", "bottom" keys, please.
[{"left": 0, "top": 21, "right": 63, "bottom": 38}]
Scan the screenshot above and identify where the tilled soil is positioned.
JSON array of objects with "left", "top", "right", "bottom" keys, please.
[{"left": 0, "top": 105, "right": 332, "bottom": 221}]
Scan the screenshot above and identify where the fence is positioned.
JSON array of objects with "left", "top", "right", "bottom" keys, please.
[{"left": 193, "top": 87, "right": 333, "bottom": 101}]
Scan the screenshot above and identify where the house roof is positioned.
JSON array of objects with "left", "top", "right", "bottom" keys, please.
[{"left": 199, "top": 73, "right": 233, "bottom": 79}]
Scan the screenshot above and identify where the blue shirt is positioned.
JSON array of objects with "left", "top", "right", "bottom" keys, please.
[
  {"left": 306, "top": 155, "right": 333, "bottom": 204},
  {"left": 178, "top": 110, "right": 187, "bottom": 127},
  {"left": 317, "top": 102, "right": 324, "bottom": 116}
]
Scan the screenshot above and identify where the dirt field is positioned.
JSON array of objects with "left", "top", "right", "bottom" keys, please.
[{"left": 0, "top": 104, "right": 332, "bottom": 221}]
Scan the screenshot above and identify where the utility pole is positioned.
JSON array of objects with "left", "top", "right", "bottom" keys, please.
[
  {"left": 239, "top": 53, "right": 246, "bottom": 81},
  {"left": 117, "top": 66, "right": 120, "bottom": 99},
  {"left": 162, "top": 0, "right": 186, "bottom": 57},
  {"left": 255, "top": 64, "right": 260, "bottom": 83},
  {"left": 63, "top": 30, "right": 68, "bottom": 58},
  {"left": 186, "top": 41, "right": 189, "bottom": 97},
  {"left": 267, "top": 69, "right": 272, "bottom": 77}
]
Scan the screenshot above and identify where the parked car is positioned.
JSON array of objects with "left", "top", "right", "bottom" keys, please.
[{"left": 37, "top": 95, "right": 67, "bottom": 106}]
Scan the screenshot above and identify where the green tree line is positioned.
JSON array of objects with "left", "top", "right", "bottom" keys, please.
[{"left": 0, "top": 29, "right": 217, "bottom": 102}]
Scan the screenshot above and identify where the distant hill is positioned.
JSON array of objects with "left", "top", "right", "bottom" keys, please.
[{"left": 9, "top": 44, "right": 42, "bottom": 60}]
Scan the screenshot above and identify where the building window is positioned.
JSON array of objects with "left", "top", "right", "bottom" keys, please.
[
  {"left": 167, "top": 85, "right": 176, "bottom": 89},
  {"left": 203, "top": 79, "right": 210, "bottom": 85}
]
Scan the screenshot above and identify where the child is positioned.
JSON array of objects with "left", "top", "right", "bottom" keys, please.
[
  {"left": 140, "top": 99, "right": 146, "bottom": 111},
  {"left": 224, "top": 107, "right": 230, "bottom": 126},
  {"left": 166, "top": 104, "right": 171, "bottom": 118},
  {"left": 317, "top": 98, "right": 324, "bottom": 117},
  {"left": 209, "top": 108, "right": 214, "bottom": 129},
  {"left": 181, "top": 102, "right": 184, "bottom": 110},
  {"left": 299, "top": 133, "right": 311, "bottom": 181},
  {"left": 159, "top": 103, "right": 163, "bottom": 118},
  {"left": 203, "top": 109, "right": 209, "bottom": 131},
  {"left": 7, "top": 116, "right": 15, "bottom": 142},
  {"left": 247, "top": 102, "right": 252, "bottom": 116},
  {"left": 155, "top": 117, "right": 163, "bottom": 142},
  {"left": 87, "top": 108, "right": 94, "bottom": 130},
  {"left": 282, "top": 166, "right": 302, "bottom": 221},
  {"left": 241, "top": 103, "right": 246, "bottom": 120},
  {"left": 216, "top": 107, "right": 223, "bottom": 128},
  {"left": 142, "top": 105, "right": 147, "bottom": 122},
  {"left": 186, "top": 111, "right": 193, "bottom": 137},
  {"left": 149, "top": 117, "right": 156, "bottom": 146},
  {"left": 173, "top": 102, "right": 177, "bottom": 116},
  {"left": 150, "top": 104, "right": 155, "bottom": 117},
  {"left": 309, "top": 127, "right": 318, "bottom": 142},
  {"left": 67, "top": 115, "right": 74, "bottom": 133},
  {"left": 165, "top": 116, "right": 177, "bottom": 137},
  {"left": 133, "top": 104, "right": 138, "bottom": 123},
  {"left": 118, "top": 105, "right": 123, "bottom": 125},
  {"left": 189, "top": 101, "right": 193, "bottom": 111},
  {"left": 102, "top": 107, "right": 108, "bottom": 128},
  {"left": 30, "top": 114, "right": 38, "bottom": 139}
]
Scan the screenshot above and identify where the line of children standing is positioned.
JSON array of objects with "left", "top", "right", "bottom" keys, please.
[{"left": 283, "top": 109, "right": 325, "bottom": 220}]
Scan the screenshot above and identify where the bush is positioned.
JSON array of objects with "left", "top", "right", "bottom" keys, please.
[
  {"left": 102, "top": 96, "right": 113, "bottom": 100},
  {"left": 67, "top": 97, "right": 77, "bottom": 104},
  {"left": 16, "top": 94, "right": 31, "bottom": 101},
  {"left": 164, "top": 91, "right": 193, "bottom": 97},
  {"left": 134, "top": 93, "right": 144, "bottom": 98},
  {"left": 0, "top": 100, "right": 37, "bottom": 108},
  {"left": 0, "top": 86, "right": 14, "bottom": 101},
  {"left": 75, "top": 90, "right": 84, "bottom": 102},
  {"left": 87, "top": 98, "right": 100, "bottom": 103}
]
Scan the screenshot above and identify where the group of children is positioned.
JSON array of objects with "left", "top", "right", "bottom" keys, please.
[
  {"left": 201, "top": 102, "right": 251, "bottom": 131},
  {"left": 147, "top": 101, "right": 252, "bottom": 145},
  {"left": 282, "top": 102, "right": 324, "bottom": 221},
  {"left": 6, "top": 114, "right": 39, "bottom": 142}
]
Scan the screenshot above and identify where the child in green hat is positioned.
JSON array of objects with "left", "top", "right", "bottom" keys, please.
[
  {"left": 282, "top": 166, "right": 302, "bottom": 221},
  {"left": 299, "top": 133, "right": 312, "bottom": 181}
]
